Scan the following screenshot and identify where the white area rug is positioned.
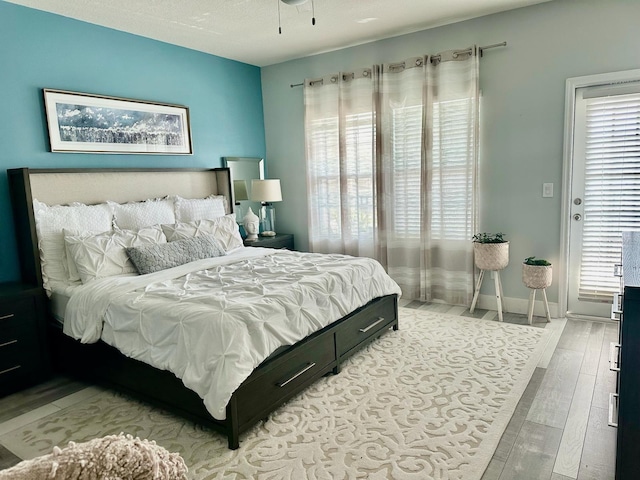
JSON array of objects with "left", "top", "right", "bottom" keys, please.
[{"left": 0, "top": 308, "right": 550, "bottom": 479}]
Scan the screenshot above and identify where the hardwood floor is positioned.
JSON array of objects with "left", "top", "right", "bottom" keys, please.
[{"left": 0, "top": 302, "right": 618, "bottom": 479}]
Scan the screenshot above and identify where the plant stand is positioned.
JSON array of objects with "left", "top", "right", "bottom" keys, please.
[
  {"left": 470, "top": 269, "right": 505, "bottom": 322},
  {"left": 522, "top": 262, "right": 553, "bottom": 325},
  {"left": 526, "top": 287, "right": 551, "bottom": 325}
]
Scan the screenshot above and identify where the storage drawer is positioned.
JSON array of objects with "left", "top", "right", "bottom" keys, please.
[
  {"left": 235, "top": 330, "right": 336, "bottom": 428},
  {"left": 337, "top": 296, "right": 397, "bottom": 358},
  {"left": 0, "top": 335, "right": 40, "bottom": 372},
  {"left": 0, "top": 297, "right": 36, "bottom": 342}
]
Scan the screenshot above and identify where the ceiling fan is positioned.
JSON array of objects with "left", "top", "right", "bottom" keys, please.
[{"left": 278, "top": 0, "right": 316, "bottom": 34}]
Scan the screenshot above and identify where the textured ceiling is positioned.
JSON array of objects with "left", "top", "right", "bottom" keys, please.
[{"left": 6, "top": 0, "right": 551, "bottom": 66}]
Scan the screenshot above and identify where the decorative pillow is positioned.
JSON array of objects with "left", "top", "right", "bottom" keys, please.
[
  {"left": 126, "top": 235, "right": 226, "bottom": 275},
  {"left": 32, "top": 199, "right": 114, "bottom": 293},
  {"left": 161, "top": 214, "right": 243, "bottom": 252},
  {"left": 64, "top": 225, "right": 167, "bottom": 284},
  {"left": 110, "top": 198, "right": 175, "bottom": 230},
  {"left": 174, "top": 195, "right": 227, "bottom": 223}
]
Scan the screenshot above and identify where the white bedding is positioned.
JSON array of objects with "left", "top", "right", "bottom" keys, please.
[{"left": 63, "top": 247, "right": 401, "bottom": 420}]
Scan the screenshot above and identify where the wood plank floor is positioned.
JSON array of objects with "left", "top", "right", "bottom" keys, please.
[{"left": 0, "top": 301, "right": 618, "bottom": 479}]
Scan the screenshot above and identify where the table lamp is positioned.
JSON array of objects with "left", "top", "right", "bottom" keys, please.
[{"left": 251, "top": 179, "right": 282, "bottom": 236}]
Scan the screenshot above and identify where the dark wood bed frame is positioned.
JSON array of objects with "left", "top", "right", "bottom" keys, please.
[{"left": 7, "top": 167, "right": 399, "bottom": 449}]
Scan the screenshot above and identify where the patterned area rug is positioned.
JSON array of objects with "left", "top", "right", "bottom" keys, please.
[{"left": 0, "top": 308, "right": 550, "bottom": 480}]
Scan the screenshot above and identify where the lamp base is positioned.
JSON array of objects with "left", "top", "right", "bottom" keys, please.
[
  {"left": 261, "top": 231, "right": 276, "bottom": 237},
  {"left": 245, "top": 233, "right": 259, "bottom": 241}
]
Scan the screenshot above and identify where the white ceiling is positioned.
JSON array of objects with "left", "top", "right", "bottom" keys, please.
[{"left": 6, "top": 0, "right": 551, "bottom": 66}]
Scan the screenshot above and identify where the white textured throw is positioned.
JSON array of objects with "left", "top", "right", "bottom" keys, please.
[{"left": 0, "top": 433, "right": 187, "bottom": 480}]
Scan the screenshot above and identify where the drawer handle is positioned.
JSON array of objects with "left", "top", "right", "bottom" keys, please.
[
  {"left": 277, "top": 362, "right": 317, "bottom": 388},
  {"left": 614, "top": 264, "right": 623, "bottom": 277},
  {"left": 609, "top": 342, "right": 621, "bottom": 372},
  {"left": 612, "top": 293, "right": 623, "bottom": 314},
  {"left": 0, "top": 339, "right": 18, "bottom": 349},
  {"left": 359, "top": 317, "right": 385, "bottom": 333},
  {"left": 0, "top": 313, "right": 15, "bottom": 321},
  {"left": 0, "top": 365, "right": 21, "bottom": 376},
  {"left": 608, "top": 392, "right": 619, "bottom": 428}
]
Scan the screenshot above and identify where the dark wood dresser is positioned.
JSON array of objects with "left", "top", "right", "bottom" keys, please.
[
  {"left": 614, "top": 232, "right": 640, "bottom": 479},
  {"left": 0, "top": 283, "right": 49, "bottom": 397}
]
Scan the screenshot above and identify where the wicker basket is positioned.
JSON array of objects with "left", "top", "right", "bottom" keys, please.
[
  {"left": 522, "top": 263, "right": 552, "bottom": 289},
  {"left": 473, "top": 242, "right": 509, "bottom": 271}
]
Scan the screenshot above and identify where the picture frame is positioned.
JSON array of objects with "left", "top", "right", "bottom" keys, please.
[{"left": 43, "top": 89, "right": 193, "bottom": 154}]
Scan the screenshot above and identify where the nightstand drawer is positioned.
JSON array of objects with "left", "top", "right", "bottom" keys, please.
[
  {"left": 0, "top": 335, "right": 40, "bottom": 373},
  {"left": 0, "top": 297, "right": 38, "bottom": 342}
]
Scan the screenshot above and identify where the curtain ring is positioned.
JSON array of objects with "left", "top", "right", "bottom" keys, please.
[
  {"left": 330, "top": 76, "right": 338, "bottom": 83},
  {"left": 363, "top": 70, "right": 369, "bottom": 77},
  {"left": 415, "top": 58, "right": 423, "bottom": 67}
]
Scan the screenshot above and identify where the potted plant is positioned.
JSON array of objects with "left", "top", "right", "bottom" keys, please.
[
  {"left": 522, "top": 256, "right": 552, "bottom": 289},
  {"left": 472, "top": 232, "right": 509, "bottom": 271}
]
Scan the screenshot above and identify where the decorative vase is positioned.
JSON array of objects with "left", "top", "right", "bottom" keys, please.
[
  {"left": 242, "top": 207, "right": 259, "bottom": 242},
  {"left": 473, "top": 242, "right": 509, "bottom": 271},
  {"left": 522, "top": 263, "right": 553, "bottom": 289}
]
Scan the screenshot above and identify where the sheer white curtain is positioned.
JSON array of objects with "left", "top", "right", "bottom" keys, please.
[
  {"left": 304, "top": 69, "right": 377, "bottom": 257},
  {"left": 304, "top": 49, "right": 479, "bottom": 304}
]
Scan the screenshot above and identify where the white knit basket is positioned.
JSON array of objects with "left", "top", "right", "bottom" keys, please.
[
  {"left": 473, "top": 241, "right": 509, "bottom": 271},
  {"left": 522, "top": 263, "right": 553, "bottom": 289}
]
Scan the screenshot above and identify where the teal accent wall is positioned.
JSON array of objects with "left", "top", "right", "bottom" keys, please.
[{"left": 0, "top": 1, "right": 265, "bottom": 282}]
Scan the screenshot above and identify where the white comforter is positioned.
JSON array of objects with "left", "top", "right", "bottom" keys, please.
[{"left": 64, "top": 247, "right": 401, "bottom": 420}]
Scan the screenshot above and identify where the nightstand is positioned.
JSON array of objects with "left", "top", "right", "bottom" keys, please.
[
  {"left": 0, "top": 283, "right": 49, "bottom": 397},
  {"left": 244, "top": 233, "right": 294, "bottom": 250}
]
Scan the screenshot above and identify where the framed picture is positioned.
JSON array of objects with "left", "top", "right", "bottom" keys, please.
[{"left": 43, "top": 89, "right": 192, "bottom": 154}]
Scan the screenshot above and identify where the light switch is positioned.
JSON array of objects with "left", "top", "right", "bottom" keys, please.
[{"left": 543, "top": 183, "right": 553, "bottom": 198}]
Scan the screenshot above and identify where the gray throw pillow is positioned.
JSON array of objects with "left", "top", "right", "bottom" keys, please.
[{"left": 126, "top": 234, "right": 226, "bottom": 275}]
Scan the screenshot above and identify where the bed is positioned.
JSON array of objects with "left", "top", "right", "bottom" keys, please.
[{"left": 7, "top": 167, "right": 400, "bottom": 449}]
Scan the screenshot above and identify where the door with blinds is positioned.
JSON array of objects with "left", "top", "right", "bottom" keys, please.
[{"left": 567, "top": 83, "right": 640, "bottom": 317}]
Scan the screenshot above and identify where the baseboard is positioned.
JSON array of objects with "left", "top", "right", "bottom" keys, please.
[{"left": 475, "top": 293, "right": 559, "bottom": 319}]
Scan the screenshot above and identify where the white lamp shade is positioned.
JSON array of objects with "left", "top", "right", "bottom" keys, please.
[
  {"left": 233, "top": 180, "right": 249, "bottom": 201},
  {"left": 251, "top": 179, "right": 282, "bottom": 202}
]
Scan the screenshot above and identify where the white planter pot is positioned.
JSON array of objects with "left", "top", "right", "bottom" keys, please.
[
  {"left": 522, "top": 263, "right": 552, "bottom": 289},
  {"left": 473, "top": 242, "right": 509, "bottom": 271}
]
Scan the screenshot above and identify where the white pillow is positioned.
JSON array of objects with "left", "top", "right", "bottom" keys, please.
[
  {"left": 64, "top": 225, "right": 167, "bottom": 284},
  {"left": 161, "top": 214, "right": 243, "bottom": 252},
  {"left": 174, "top": 195, "right": 227, "bottom": 223},
  {"left": 32, "top": 199, "right": 114, "bottom": 293},
  {"left": 110, "top": 198, "right": 175, "bottom": 230}
]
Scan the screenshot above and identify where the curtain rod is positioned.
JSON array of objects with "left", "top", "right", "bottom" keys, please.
[{"left": 289, "top": 41, "right": 507, "bottom": 88}]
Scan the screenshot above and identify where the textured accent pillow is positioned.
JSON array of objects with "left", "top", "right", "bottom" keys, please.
[
  {"left": 126, "top": 235, "right": 226, "bottom": 275},
  {"left": 65, "top": 225, "right": 167, "bottom": 284},
  {"left": 110, "top": 198, "right": 175, "bottom": 230},
  {"left": 161, "top": 214, "right": 243, "bottom": 252},
  {"left": 174, "top": 195, "right": 227, "bottom": 223},
  {"left": 32, "top": 199, "right": 114, "bottom": 293}
]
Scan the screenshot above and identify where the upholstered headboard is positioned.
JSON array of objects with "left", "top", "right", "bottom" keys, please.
[{"left": 7, "top": 167, "right": 232, "bottom": 287}]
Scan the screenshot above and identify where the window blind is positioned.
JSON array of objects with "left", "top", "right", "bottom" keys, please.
[{"left": 579, "top": 92, "right": 640, "bottom": 301}]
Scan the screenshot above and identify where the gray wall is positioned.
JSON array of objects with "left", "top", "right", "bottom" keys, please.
[{"left": 261, "top": 0, "right": 640, "bottom": 304}]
